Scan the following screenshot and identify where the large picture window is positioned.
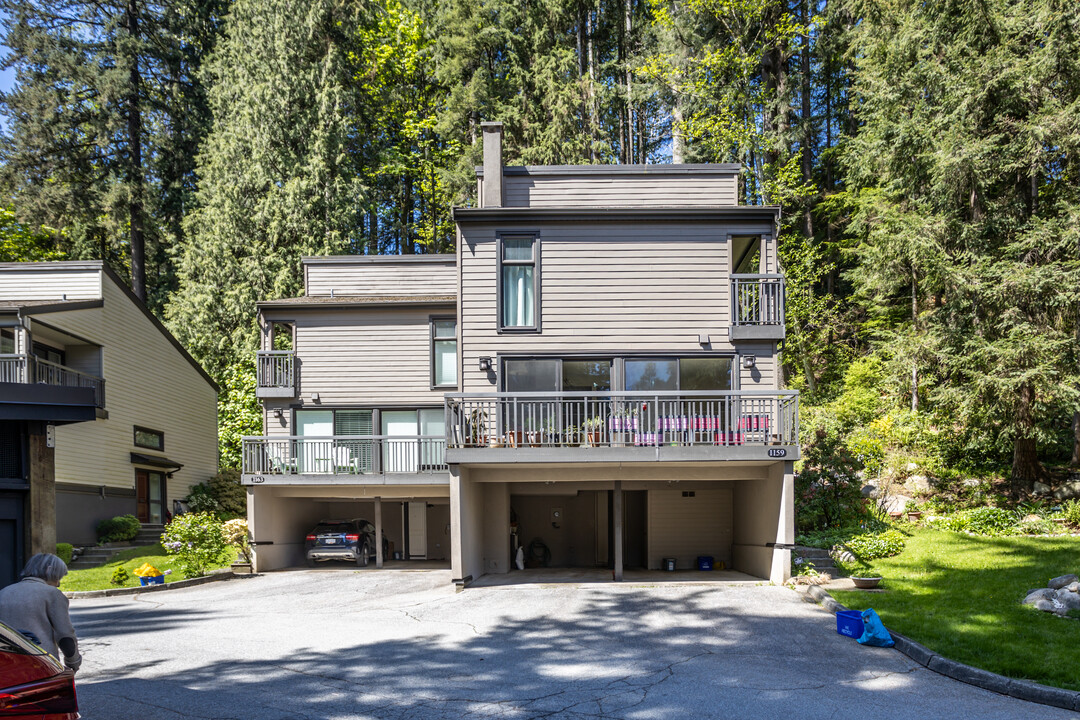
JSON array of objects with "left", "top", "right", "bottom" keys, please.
[
  {"left": 431, "top": 318, "right": 457, "bottom": 388},
  {"left": 499, "top": 235, "right": 538, "bottom": 330}
]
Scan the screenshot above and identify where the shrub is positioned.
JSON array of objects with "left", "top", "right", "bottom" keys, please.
[
  {"left": 96, "top": 514, "right": 140, "bottom": 543},
  {"left": 222, "top": 518, "right": 251, "bottom": 563},
  {"left": 110, "top": 566, "right": 130, "bottom": 586},
  {"left": 55, "top": 543, "right": 73, "bottom": 565},
  {"left": 1063, "top": 499, "right": 1080, "bottom": 527},
  {"left": 930, "top": 507, "right": 1018, "bottom": 536},
  {"left": 838, "top": 529, "right": 906, "bottom": 561},
  {"left": 185, "top": 470, "right": 246, "bottom": 519},
  {"left": 796, "top": 427, "right": 865, "bottom": 531},
  {"left": 162, "top": 512, "right": 232, "bottom": 578}
]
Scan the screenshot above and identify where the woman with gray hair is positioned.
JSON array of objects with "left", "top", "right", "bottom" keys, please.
[{"left": 0, "top": 553, "right": 82, "bottom": 673}]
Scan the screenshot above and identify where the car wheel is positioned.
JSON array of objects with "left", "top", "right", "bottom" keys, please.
[{"left": 357, "top": 542, "right": 370, "bottom": 567}]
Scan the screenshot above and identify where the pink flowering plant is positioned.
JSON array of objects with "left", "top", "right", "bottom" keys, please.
[{"left": 161, "top": 511, "right": 232, "bottom": 578}]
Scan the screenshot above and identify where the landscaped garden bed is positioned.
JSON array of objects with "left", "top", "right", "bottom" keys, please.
[
  {"left": 831, "top": 528, "right": 1080, "bottom": 692},
  {"left": 59, "top": 543, "right": 238, "bottom": 592}
]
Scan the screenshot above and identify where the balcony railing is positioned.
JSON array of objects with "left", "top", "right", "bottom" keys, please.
[
  {"left": 0, "top": 353, "right": 106, "bottom": 408},
  {"left": 242, "top": 435, "right": 448, "bottom": 476},
  {"left": 731, "top": 274, "right": 785, "bottom": 326},
  {"left": 256, "top": 350, "right": 296, "bottom": 397},
  {"left": 444, "top": 391, "right": 799, "bottom": 450}
]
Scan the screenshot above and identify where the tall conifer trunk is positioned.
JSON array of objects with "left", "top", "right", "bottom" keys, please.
[
  {"left": 1011, "top": 382, "right": 1043, "bottom": 495},
  {"left": 127, "top": 0, "right": 146, "bottom": 302}
]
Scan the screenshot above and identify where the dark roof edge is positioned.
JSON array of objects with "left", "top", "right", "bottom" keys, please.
[
  {"left": 0, "top": 261, "right": 105, "bottom": 272},
  {"left": 257, "top": 296, "right": 457, "bottom": 310},
  {"left": 302, "top": 255, "right": 456, "bottom": 265},
  {"left": 453, "top": 206, "right": 781, "bottom": 223},
  {"left": 2, "top": 299, "right": 104, "bottom": 315},
  {"left": 98, "top": 264, "right": 219, "bottom": 393},
  {"left": 475, "top": 163, "right": 742, "bottom": 177}
]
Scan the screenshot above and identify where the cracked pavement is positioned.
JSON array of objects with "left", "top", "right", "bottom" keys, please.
[{"left": 68, "top": 569, "right": 1065, "bottom": 719}]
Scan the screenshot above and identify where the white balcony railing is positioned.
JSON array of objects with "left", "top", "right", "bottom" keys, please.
[
  {"left": 0, "top": 353, "right": 106, "bottom": 408},
  {"left": 444, "top": 391, "right": 799, "bottom": 449},
  {"left": 731, "top": 274, "right": 785, "bottom": 326},
  {"left": 242, "top": 435, "right": 448, "bottom": 476}
]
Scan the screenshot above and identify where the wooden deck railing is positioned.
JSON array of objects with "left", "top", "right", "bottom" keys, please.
[
  {"left": 256, "top": 350, "right": 296, "bottom": 395},
  {"left": 731, "top": 274, "right": 785, "bottom": 326},
  {"left": 444, "top": 390, "right": 799, "bottom": 449},
  {"left": 0, "top": 353, "right": 106, "bottom": 408}
]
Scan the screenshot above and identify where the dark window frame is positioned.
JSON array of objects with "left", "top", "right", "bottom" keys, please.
[
  {"left": 133, "top": 426, "right": 165, "bottom": 451},
  {"left": 429, "top": 315, "right": 458, "bottom": 390},
  {"left": 498, "top": 353, "right": 740, "bottom": 392},
  {"left": 496, "top": 232, "right": 541, "bottom": 333}
]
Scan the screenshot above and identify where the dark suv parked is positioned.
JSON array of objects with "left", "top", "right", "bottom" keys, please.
[{"left": 305, "top": 519, "right": 382, "bottom": 567}]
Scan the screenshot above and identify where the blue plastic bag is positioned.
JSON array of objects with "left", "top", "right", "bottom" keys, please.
[{"left": 857, "top": 608, "right": 894, "bottom": 647}]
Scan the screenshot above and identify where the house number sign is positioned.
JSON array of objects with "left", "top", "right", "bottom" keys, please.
[
  {"left": 767, "top": 448, "right": 787, "bottom": 458},
  {"left": 249, "top": 476, "right": 266, "bottom": 483}
]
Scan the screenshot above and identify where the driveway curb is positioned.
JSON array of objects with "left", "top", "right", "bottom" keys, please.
[
  {"left": 65, "top": 569, "right": 246, "bottom": 599},
  {"left": 799, "top": 584, "right": 1080, "bottom": 712}
]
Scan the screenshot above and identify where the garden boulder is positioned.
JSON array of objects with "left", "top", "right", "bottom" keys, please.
[{"left": 1048, "top": 574, "right": 1079, "bottom": 590}]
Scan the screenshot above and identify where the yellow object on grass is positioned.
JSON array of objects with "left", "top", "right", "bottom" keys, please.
[{"left": 133, "top": 563, "right": 162, "bottom": 577}]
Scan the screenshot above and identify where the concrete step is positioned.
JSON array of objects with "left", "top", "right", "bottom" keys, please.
[{"left": 793, "top": 545, "right": 832, "bottom": 559}]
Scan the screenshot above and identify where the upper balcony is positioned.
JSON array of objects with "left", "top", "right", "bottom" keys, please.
[
  {"left": 444, "top": 390, "right": 799, "bottom": 464},
  {"left": 240, "top": 434, "right": 449, "bottom": 485},
  {"left": 256, "top": 350, "right": 297, "bottom": 398},
  {"left": 0, "top": 353, "right": 106, "bottom": 408},
  {"left": 730, "top": 274, "right": 785, "bottom": 341}
]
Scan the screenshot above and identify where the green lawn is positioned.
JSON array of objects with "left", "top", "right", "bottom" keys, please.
[
  {"left": 60, "top": 544, "right": 237, "bottom": 592},
  {"left": 832, "top": 528, "right": 1080, "bottom": 691}
]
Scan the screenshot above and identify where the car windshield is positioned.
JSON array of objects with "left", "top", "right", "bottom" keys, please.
[{"left": 313, "top": 523, "right": 351, "bottom": 535}]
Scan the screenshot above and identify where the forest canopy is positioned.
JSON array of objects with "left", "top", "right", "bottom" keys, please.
[{"left": 1, "top": 0, "right": 1077, "bottom": 487}]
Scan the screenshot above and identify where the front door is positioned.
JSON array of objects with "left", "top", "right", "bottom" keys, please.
[
  {"left": 136, "top": 470, "right": 165, "bottom": 524},
  {"left": 408, "top": 501, "right": 427, "bottom": 559}
]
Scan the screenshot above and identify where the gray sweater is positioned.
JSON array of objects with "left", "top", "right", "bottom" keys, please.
[{"left": 0, "top": 577, "right": 79, "bottom": 661}]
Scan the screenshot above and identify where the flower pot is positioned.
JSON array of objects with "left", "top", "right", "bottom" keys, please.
[
  {"left": 505, "top": 432, "right": 521, "bottom": 448},
  {"left": 488, "top": 438, "right": 504, "bottom": 448},
  {"left": 586, "top": 431, "right": 601, "bottom": 446},
  {"left": 525, "top": 431, "right": 542, "bottom": 448},
  {"left": 851, "top": 576, "right": 882, "bottom": 589},
  {"left": 907, "top": 511, "right": 922, "bottom": 522}
]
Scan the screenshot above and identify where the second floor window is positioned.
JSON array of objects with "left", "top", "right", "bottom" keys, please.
[
  {"left": 134, "top": 426, "right": 165, "bottom": 451},
  {"left": 431, "top": 318, "right": 457, "bottom": 388},
  {"left": 499, "top": 235, "right": 538, "bottom": 330}
]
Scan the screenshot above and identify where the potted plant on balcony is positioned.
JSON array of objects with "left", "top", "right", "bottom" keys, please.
[
  {"left": 584, "top": 416, "right": 605, "bottom": 446},
  {"left": 523, "top": 418, "right": 545, "bottom": 447},
  {"left": 466, "top": 408, "right": 488, "bottom": 447},
  {"left": 609, "top": 408, "right": 637, "bottom": 447},
  {"left": 562, "top": 424, "right": 582, "bottom": 447}
]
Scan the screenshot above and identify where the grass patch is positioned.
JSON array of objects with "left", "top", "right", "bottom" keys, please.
[
  {"left": 60, "top": 544, "right": 237, "bottom": 592},
  {"left": 832, "top": 528, "right": 1080, "bottom": 691}
]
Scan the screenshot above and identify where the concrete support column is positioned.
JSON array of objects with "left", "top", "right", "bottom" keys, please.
[
  {"left": 482, "top": 483, "right": 509, "bottom": 575},
  {"left": 27, "top": 422, "right": 56, "bottom": 558},
  {"left": 450, "top": 466, "right": 482, "bottom": 585},
  {"left": 613, "top": 480, "right": 623, "bottom": 581},
  {"left": 770, "top": 461, "right": 795, "bottom": 585},
  {"left": 374, "top": 496, "right": 383, "bottom": 569}
]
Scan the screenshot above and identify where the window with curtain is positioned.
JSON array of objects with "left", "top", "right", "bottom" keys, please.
[
  {"left": 431, "top": 318, "right": 457, "bottom": 387},
  {"left": 500, "top": 235, "right": 537, "bottom": 329}
]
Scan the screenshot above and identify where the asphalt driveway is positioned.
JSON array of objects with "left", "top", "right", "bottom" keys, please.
[{"left": 69, "top": 570, "right": 1063, "bottom": 719}]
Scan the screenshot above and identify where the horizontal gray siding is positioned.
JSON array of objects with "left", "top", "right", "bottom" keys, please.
[
  {"left": 459, "top": 222, "right": 778, "bottom": 392},
  {"left": 0, "top": 268, "right": 101, "bottom": 300},
  {"left": 269, "top": 305, "right": 454, "bottom": 430},
  {"left": 306, "top": 262, "right": 456, "bottom": 297},
  {"left": 502, "top": 175, "right": 738, "bottom": 208}
]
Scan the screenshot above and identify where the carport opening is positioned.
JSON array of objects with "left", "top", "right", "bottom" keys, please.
[{"left": 510, "top": 490, "right": 647, "bottom": 570}]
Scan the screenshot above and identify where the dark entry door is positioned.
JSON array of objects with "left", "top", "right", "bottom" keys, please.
[
  {"left": 0, "top": 494, "right": 25, "bottom": 590},
  {"left": 608, "top": 490, "right": 647, "bottom": 570},
  {"left": 135, "top": 470, "right": 166, "bottom": 524}
]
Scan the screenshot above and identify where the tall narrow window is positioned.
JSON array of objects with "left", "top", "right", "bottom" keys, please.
[
  {"left": 431, "top": 318, "right": 457, "bottom": 388},
  {"left": 499, "top": 235, "right": 537, "bottom": 330}
]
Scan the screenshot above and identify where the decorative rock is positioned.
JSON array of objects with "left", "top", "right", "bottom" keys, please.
[
  {"left": 1033, "top": 481, "right": 1052, "bottom": 495},
  {"left": 1055, "top": 590, "right": 1080, "bottom": 610},
  {"left": 1024, "top": 588, "right": 1055, "bottom": 605},
  {"left": 883, "top": 494, "right": 915, "bottom": 514},
  {"left": 1048, "top": 574, "right": 1079, "bottom": 590},
  {"left": 1067, "top": 582, "right": 1080, "bottom": 593},
  {"left": 1033, "top": 599, "right": 1057, "bottom": 613},
  {"left": 833, "top": 549, "right": 855, "bottom": 564},
  {"left": 861, "top": 483, "right": 879, "bottom": 498},
  {"left": 1052, "top": 482, "right": 1080, "bottom": 501},
  {"left": 906, "top": 475, "right": 931, "bottom": 492},
  {"left": 962, "top": 478, "right": 981, "bottom": 487}
]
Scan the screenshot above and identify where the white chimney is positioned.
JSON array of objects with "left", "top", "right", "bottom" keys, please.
[{"left": 481, "top": 122, "right": 503, "bottom": 208}]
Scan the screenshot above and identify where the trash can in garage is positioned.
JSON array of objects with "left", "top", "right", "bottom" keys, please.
[
  {"left": 697, "top": 556, "right": 714, "bottom": 571},
  {"left": 662, "top": 557, "right": 676, "bottom": 571}
]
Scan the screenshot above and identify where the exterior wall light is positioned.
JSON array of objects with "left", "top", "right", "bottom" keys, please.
[
  {"left": 741, "top": 356, "right": 756, "bottom": 369},
  {"left": 311, "top": 392, "right": 321, "bottom": 402},
  {"left": 478, "top": 357, "right": 492, "bottom": 372},
  {"left": 273, "top": 408, "right": 283, "bottom": 418}
]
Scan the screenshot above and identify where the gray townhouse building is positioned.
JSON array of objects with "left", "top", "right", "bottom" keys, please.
[{"left": 242, "top": 122, "right": 798, "bottom": 586}]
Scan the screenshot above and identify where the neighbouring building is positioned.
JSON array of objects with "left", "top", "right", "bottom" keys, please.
[
  {"left": 242, "top": 122, "right": 798, "bottom": 586},
  {"left": 0, "top": 261, "right": 219, "bottom": 587}
]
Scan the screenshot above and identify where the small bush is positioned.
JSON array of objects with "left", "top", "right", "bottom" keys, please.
[
  {"left": 110, "top": 566, "right": 130, "bottom": 586},
  {"left": 55, "top": 543, "right": 73, "bottom": 565},
  {"left": 185, "top": 470, "right": 246, "bottom": 519},
  {"left": 839, "top": 529, "right": 907, "bottom": 561},
  {"left": 96, "top": 514, "right": 140, "bottom": 543},
  {"left": 162, "top": 512, "right": 231, "bottom": 578},
  {"left": 930, "top": 507, "right": 1017, "bottom": 536},
  {"left": 1063, "top": 499, "right": 1080, "bottom": 527},
  {"left": 796, "top": 428, "right": 865, "bottom": 531}
]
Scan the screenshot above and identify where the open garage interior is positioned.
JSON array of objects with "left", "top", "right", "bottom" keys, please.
[
  {"left": 452, "top": 462, "right": 794, "bottom": 586},
  {"left": 248, "top": 485, "right": 452, "bottom": 572}
]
